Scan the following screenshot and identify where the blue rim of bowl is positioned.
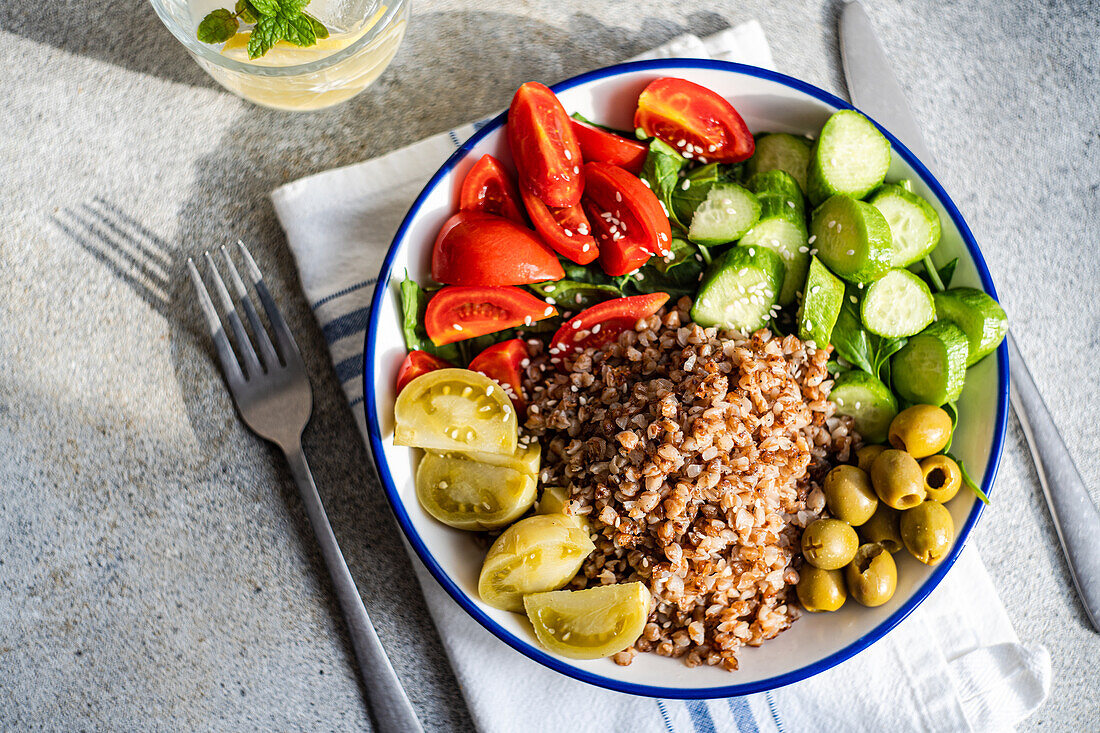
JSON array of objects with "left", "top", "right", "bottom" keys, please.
[{"left": 364, "top": 58, "right": 1009, "bottom": 699}]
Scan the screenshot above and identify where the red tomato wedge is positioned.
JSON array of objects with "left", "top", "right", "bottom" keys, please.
[
  {"left": 431, "top": 210, "right": 564, "bottom": 286},
  {"left": 468, "top": 339, "right": 528, "bottom": 411},
  {"left": 580, "top": 161, "right": 672, "bottom": 276},
  {"left": 508, "top": 82, "right": 584, "bottom": 208},
  {"left": 634, "top": 77, "right": 754, "bottom": 164},
  {"left": 549, "top": 293, "right": 670, "bottom": 359},
  {"left": 519, "top": 186, "right": 597, "bottom": 265},
  {"left": 396, "top": 351, "right": 453, "bottom": 394},
  {"left": 459, "top": 154, "right": 526, "bottom": 225},
  {"left": 425, "top": 286, "right": 558, "bottom": 346},
  {"left": 570, "top": 118, "right": 647, "bottom": 173}
]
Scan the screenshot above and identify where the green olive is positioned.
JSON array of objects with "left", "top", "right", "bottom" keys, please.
[
  {"left": 870, "top": 449, "right": 927, "bottom": 510},
  {"left": 801, "top": 518, "right": 859, "bottom": 570},
  {"left": 796, "top": 565, "right": 847, "bottom": 612},
  {"left": 824, "top": 465, "right": 878, "bottom": 526},
  {"left": 901, "top": 500, "right": 955, "bottom": 565},
  {"left": 859, "top": 504, "right": 903, "bottom": 553},
  {"left": 920, "top": 454, "right": 962, "bottom": 503},
  {"left": 845, "top": 543, "right": 898, "bottom": 607},
  {"left": 888, "top": 405, "right": 953, "bottom": 459},
  {"left": 856, "top": 444, "right": 887, "bottom": 473}
]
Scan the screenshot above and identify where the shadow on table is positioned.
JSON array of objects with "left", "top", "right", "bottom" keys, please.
[{"left": 56, "top": 6, "right": 748, "bottom": 728}]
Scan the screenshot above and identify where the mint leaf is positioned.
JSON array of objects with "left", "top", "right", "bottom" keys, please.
[
  {"left": 249, "top": 0, "right": 280, "bottom": 14},
  {"left": 303, "top": 12, "right": 329, "bottom": 39},
  {"left": 235, "top": 0, "right": 258, "bottom": 23},
  {"left": 283, "top": 12, "right": 318, "bottom": 46},
  {"left": 248, "top": 13, "right": 286, "bottom": 58},
  {"left": 197, "top": 9, "right": 239, "bottom": 44},
  {"left": 278, "top": 0, "right": 310, "bottom": 15}
]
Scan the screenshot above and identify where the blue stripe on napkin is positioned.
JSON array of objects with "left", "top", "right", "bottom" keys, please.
[
  {"left": 729, "top": 697, "right": 760, "bottom": 733},
  {"left": 686, "top": 700, "right": 717, "bottom": 733}
]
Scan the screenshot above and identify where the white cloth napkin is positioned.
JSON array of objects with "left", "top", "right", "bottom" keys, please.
[{"left": 271, "top": 22, "right": 1051, "bottom": 733}]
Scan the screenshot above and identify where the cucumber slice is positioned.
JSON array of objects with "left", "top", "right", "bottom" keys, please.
[
  {"left": 797, "top": 256, "right": 844, "bottom": 348},
  {"left": 810, "top": 195, "right": 893, "bottom": 283},
  {"left": 869, "top": 184, "right": 941, "bottom": 267},
  {"left": 860, "top": 269, "right": 935, "bottom": 337},
  {"left": 742, "top": 170, "right": 809, "bottom": 305},
  {"left": 933, "top": 288, "right": 1008, "bottom": 365},
  {"left": 807, "top": 110, "right": 892, "bottom": 206},
  {"left": 691, "top": 245, "right": 784, "bottom": 333},
  {"left": 891, "top": 321, "right": 969, "bottom": 405},
  {"left": 746, "top": 133, "right": 812, "bottom": 193},
  {"left": 687, "top": 182, "right": 761, "bottom": 246},
  {"left": 830, "top": 371, "right": 899, "bottom": 444}
]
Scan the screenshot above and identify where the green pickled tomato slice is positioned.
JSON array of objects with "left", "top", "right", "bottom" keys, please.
[
  {"left": 460, "top": 441, "right": 541, "bottom": 477},
  {"left": 394, "top": 368, "right": 517, "bottom": 455},
  {"left": 415, "top": 452, "right": 536, "bottom": 531},
  {"left": 523, "top": 582, "right": 650, "bottom": 659},
  {"left": 478, "top": 515, "right": 595, "bottom": 612}
]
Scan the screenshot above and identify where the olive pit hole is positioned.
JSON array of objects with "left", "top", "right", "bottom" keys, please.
[
  {"left": 926, "top": 468, "right": 946, "bottom": 489},
  {"left": 898, "top": 493, "right": 921, "bottom": 509}
]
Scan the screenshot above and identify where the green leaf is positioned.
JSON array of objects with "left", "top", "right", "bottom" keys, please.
[
  {"left": 283, "top": 11, "right": 317, "bottom": 46},
  {"left": 626, "top": 238, "right": 705, "bottom": 300},
  {"left": 278, "top": 0, "right": 310, "bottom": 15},
  {"left": 399, "top": 276, "right": 461, "bottom": 363},
  {"left": 197, "top": 9, "right": 239, "bottom": 44},
  {"left": 528, "top": 280, "right": 620, "bottom": 310},
  {"left": 640, "top": 138, "right": 687, "bottom": 229},
  {"left": 249, "top": 0, "right": 280, "bottom": 15},
  {"left": 303, "top": 11, "right": 328, "bottom": 38},
  {"left": 670, "top": 163, "right": 720, "bottom": 225},
  {"left": 560, "top": 259, "right": 618, "bottom": 287},
  {"left": 917, "top": 256, "right": 958, "bottom": 292},
  {"left": 941, "top": 401, "right": 959, "bottom": 453},
  {"left": 247, "top": 13, "right": 286, "bottom": 57},
  {"left": 234, "top": 0, "right": 258, "bottom": 23},
  {"left": 947, "top": 452, "right": 990, "bottom": 505},
  {"left": 871, "top": 335, "right": 907, "bottom": 383},
  {"left": 831, "top": 288, "right": 874, "bottom": 374}
]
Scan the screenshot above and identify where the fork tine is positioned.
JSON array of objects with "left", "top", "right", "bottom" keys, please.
[
  {"left": 221, "top": 244, "right": 281, "bottom": 370},
  {"left": 204, "top": 251, "right": 263, "bottom": 379},
  {"left": 236, "top": 240, "right": 302, "bottom": 364},
  {"left": 188, "top": 258, "right": 244, "bottom": 385}
]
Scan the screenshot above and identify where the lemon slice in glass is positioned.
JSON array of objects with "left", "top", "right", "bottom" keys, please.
[
  {"left": 478, "top": 515, "right": 594, "bottom": 612},
  {"left": 523, "top": 582, "right": 651, "bottom": 659},
  {"left": 219, "top": 6, "right": 385, "bottom": 66}
]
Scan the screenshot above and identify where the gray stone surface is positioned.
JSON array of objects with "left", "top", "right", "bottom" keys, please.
[{"left": 1, "top": 0, "right": 1097, "bottom": 730}]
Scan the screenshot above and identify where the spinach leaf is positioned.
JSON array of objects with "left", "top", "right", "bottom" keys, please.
[
  {"left": 399, "top": 276, "right": 461, "bottom": 363},
  {"left": 622, "top": 238, "right": 705, "bottom": 300},
  {"left": 830, "top": 288, "right": 874, "bottom": 374},
  {"left": 528, "top": 279, "right": 620, "bottom": 310},
  {"left": 569, "top": 111, "right": 634, "bottom": 139},
  {"left": 640, "top": 138, "right": 687, "bottom": 229},
  {"left": 947, "top": 452, "right": 991, "bottom": 505},
  {"left": 560, "top": 259, "right": 617, "bottom": 287},
  {"left": 871, "top": 335, "right": 907, "bottom": 384},
  {"left": 941, "top": 400, "right": 959, "bottom": 453},
  {"left": 670, "top": 162, "right": 720, "bottom": 225},
  {"left": 917, "top": 256, "right": 958, "bottom": 292}
]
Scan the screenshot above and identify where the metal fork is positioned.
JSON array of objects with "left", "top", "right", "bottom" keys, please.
[{"left": 188, "top": 242, "right": 423, "bottom": 733}]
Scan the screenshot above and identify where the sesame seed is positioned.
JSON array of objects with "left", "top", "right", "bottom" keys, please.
[
  {"left": 836, "top": 224, "right": 842, "bottom": 232},
  {"left": 486, "top": 385, "right": 494, "bottom": 395},
  {"left": 524, "top": 316, "right": 533, "bottom": 326},
  {"left": 787, "top": 201, "right": 795, "bottom": 208},
  {"left": 850, "top": 295, "right": 858, "bottom": 304},
  {"left": 636, "top": 273, "right": 645, "bottom": 281},
  {"left": 846, "top": 249, "right": 855, "bottom": 255},
  {"left": 677, "top": 139, "right": 686, "bottom": 147},
  {"left": 592, "top": 324, "right": 601, "bottom": 333},
  {"left": 810, "top": 248, "right": 818, "bottom": 255},
  {"left": 573, "top": 166, "right": 580, "bottom": 174},
  {"left": 855, "top": 401, "right": 862, "bottom": 410},
  {"left": 683, "top": 151, "right": 694, "bottom": 159},
  {"left": 798, "top": 246, "right": 809, "bottom": 253},
  {"left": 564, "top": 148, "right": 572, "bottom": 160},
  {"left": 572, "top": 320, "right": 581, "bottom": 329},
  {"left": 453, "top": 323, "right": 463, "bottom": 331},
  {"left": 748, "top": 248, "right": 755, "bottom": 256},
  {"left": 615, "top": 191, "right": 622, "bottom": 202},
  {"left": 641, "top": 178, "right": 651, "bottom": 188},
  {"left": 545, "top": 297, "right": 557, "bottom": 305},
  {"left": 708, "top": 144, "right": 717, "bottom": 152},
  {"left": 695, "top": 253, "right": 703, "bottom": 261},
  {"left": 578, "top": 224, "right": 589, "bottom": 234},
  {"left": 811, "top": 285, "right": 820, "bottom": 294},
  {"left": 726, "top": 208, "right": 737, "bottom": 215},
  {"left": 858, "top": 282, "right": 865, "bottom": 289},
  {"left": 575, "top": 294, "right": 583, "bottom": 303},
  {"left": 544, "top": 306, "right": 554, "bottom": 316},
  {"left": 808, "top": 235, "right": 817, "bottom": 244},
  {"left": 563, "top": 229, "right": 572, "bottom": 237},
  {"left": 681, "top": 180, "right": 690, "bottom": 191}
]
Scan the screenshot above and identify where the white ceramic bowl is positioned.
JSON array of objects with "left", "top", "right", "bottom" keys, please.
[{"left": 364, "top": 60, "right": 1009, "bottom": 698}]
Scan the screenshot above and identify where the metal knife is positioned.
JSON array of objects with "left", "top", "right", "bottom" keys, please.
[{"left": 839, "top": 0, "right": 1100, "bottom": 632}]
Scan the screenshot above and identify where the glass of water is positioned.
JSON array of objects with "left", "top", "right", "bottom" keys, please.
[{"left": 150, "top": 0, "right": 408, "bottom": 111}]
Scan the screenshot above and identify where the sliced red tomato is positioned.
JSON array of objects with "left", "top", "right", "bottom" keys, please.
[
  {"left": 581, "top": 161, "right": 672, "bottom": 276},
  {"left": 432, "top": 210, "right": 564, "bottom": 286},
  {"left": 425, "top": 286, "right": 558, "bottom": 346},
  {"left": 634, "top": 77, "right": 754, "bottom": 164},
  {"left": 549, "top": 293, "right": 670, "bottom": 359},
  {"left": 459, "top": 154, "right": 526, "bottom": 225},
  {"left": 570, "top": 118, "right": 647, "bottom": 173},
  {"left": 519, "top": 186, "right": 597, "bottom": 265},
  {"left": 508, "top": 82, "right": 584, "bottom": 208},
  {"left": 468, "top": 339, "right": 528, "bottom": 411},
  {"left": 396, "top": 351, "right": 453, "bottom": 394}
]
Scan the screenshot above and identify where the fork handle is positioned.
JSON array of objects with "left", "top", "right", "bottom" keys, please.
[
  {"left": 1008, "top": 333, "right": 1100, "bottom": 632},
  {"left": 284, "top": 447, "right": 425, "bottom": 732}
]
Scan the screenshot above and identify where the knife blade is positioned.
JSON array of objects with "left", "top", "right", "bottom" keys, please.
[
  {"left": 839, "top": 1, "right": 934, "bottom": 166},
  {"left": 838, "top": 0, "right": 1100, "bottom": 633}
]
